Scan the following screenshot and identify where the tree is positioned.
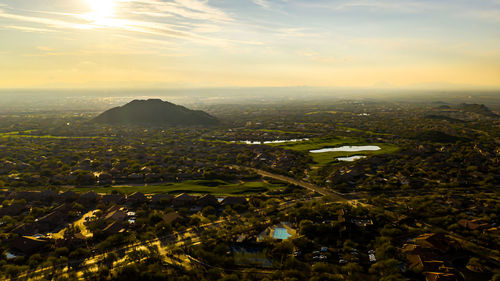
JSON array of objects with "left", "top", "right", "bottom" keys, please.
[
  {"left": 341, "top": 262, "right": 363, "bottom": 277},
  {"left": 369, "top": 259, "right": 403, "bottom": 279}
]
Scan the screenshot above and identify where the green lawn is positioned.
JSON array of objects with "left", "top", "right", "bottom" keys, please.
[
  {"left": 0, "top": 131, "right": 104, "bottom": 139},
  {"left": 72, "top": 180, "right": 285, "bottom": 195},
  {"left": 306, "top": 110, "right": 339, "bottom": 115}
]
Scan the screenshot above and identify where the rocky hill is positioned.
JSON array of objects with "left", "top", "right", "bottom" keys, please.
[{"left": 93, "top": 99, "right": 220, "bottom": 126}]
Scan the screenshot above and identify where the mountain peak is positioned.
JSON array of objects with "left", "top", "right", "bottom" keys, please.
[{"left": 93, "top": 99, "right": 220, "bottom": 126}]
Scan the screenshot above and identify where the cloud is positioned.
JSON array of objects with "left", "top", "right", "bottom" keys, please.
[
  {"left": 4, "top": 25, "right": 55, "bottom": 33},
  {"left": 124, "top": 0, "right": 232, "bottom": 22},
  {"left": 0, "top": 9, "right": 92, "bottom": 30},
  {"left": 253, "top": 0, "right": 271, "bottom": 9},
  {"left": 0, "top": 1, "right": 246, "bottom": 48}
]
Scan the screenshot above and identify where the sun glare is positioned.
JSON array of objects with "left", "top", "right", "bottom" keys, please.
[{"left": 86, "top": 0, "right": 115, "bottom": 21}]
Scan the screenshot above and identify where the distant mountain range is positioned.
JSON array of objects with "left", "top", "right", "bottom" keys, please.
[{"left": 93, "top": 99, "right": 220, "bottom": 126}]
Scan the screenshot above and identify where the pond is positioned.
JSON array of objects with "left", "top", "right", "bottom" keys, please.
[
  {"left": 337, "top": 155, "right": 367, "bottom": 162},
  {"left": 273, "top": 227, "right": 292, "bottom": 240},
  {"left": 310, "top": 145, "right": 381, "bottom": 153},
  {"left": 234, "top": 138, "right": 309, "bottom": 145}
]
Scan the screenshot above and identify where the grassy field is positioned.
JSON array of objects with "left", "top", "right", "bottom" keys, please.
[
  {"left": 309, "top": 143, "right": 400, "bottom": 166},
  {"left": 72, "top": 179, "right": 285, "bottom": 195},
  {"left": 268, "top": 136, "right": 399, "bottom": 167},
  {"left": 0, "top": 131, "right": 104, "bottom": 139},
  {"left": 306, "top": 111, "right": 339, "bottom": 115}
]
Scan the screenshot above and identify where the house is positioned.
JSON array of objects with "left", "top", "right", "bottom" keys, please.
[
  {"left": 11, "top": 204, "right": 71, "bottom": 235},
  {"left": 102, "top": 221, "right": 125, "bottom": 235},
  {"left": 98, "top": 173, "right": 113, "bottom": 185},
  {"left": 402, "top": 244, "right": 440, "bottom": 271},
  {"left": 0, "top": 203, "right": 27, "bottom": 216},
  {"left": 14, "top": 203, "right": 74, "bottom": 235},
  {"left": 126, "top": 192, "right": 147, "bottom": 206},
  {"left": 58, "top": 190, "right": 78, "bottom": 202},
  {"left": 32, "top": 210, "right": 67, "bottom": 234},
  {"left": 40, "top": 190, "right": 58, "bottom": 201},
  {"left": 162, "top": 211, "right": 183, "bottom": 224},
  {"left": 406, "top": 254, "right": 424, "bottom": 270},
  {"left": 11, "top": 223, "right": 35, "bottom": 236},
  {"left": 102, "top": 194, "right": 125, "bottom": 205},
  {"left": 172, "top": 193, "right": 196, "bottom": 207},
  {"left": 414, "top": 233, "right": 460, "bottom": 253},
  {"left": 423, "top": 261, "right": 445, "bottom": 272},
  {"left": 145, "top": 173, "right": 161, "bottom": 183},
  {"left": 9, "top": 236, "right": 51, "bottom": 255},
  {"left": 151, "top": 194, "right": 173, "bottom": 206},
  {"left": 55, "top": 233, "right": 86, "bottom": 248},
  {"left": 78, "top": 191, "right": 99, "bottom": 206},
  {"left": 105, "top": 204, "right": 121, "bottom": 213},
  {"left": 457, "top": 219, "right": 489, "bottom": 231},
  {"left": 127, "top": 173, "right": 144, "bottom": 181},
  {"left": 104, "top": 210, "right": 127, "bottom": 222},
  {"left": 8, "top": 191, "right": 42, "bottom": 202},
  {"left": 196, "top": 194, "right": 219, "bottom": 208},
  {"left": 221, "top": 197, "right": 247, "bottom": 206}
]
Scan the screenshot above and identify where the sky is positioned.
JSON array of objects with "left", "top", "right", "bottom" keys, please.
[{"left": 0, "top": 0, "right": 499, "bottom": 89}]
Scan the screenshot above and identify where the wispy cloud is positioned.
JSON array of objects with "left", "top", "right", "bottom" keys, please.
[
  {"left": 4, "top": 25, "right": 55, "bottom": 33},
  {"left": 253, "top": 0, "right": 271, "bottom": 9},
  {"left": 0, "top": 8, "right": 92, "bottom": 30},
  {"left": 122, "top": 0, "right": 232, "bottom": 22},
  {"left": 331, "top": 1, "right": 432, "bottom": 13},
  {"left": 0, "top": 0, "right": 244, "bottom": 47}
]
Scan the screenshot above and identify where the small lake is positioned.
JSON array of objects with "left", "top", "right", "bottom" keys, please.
[
  {"left": 310, "top": 145, "right": 381, "bottom": 153},
  {"left": 337, "top": 155, "right": 367, "bottom": 162},
  {"left": 273, "top": 227, "right": 292, "bottom": 240},
  {"left": 234, "top": 138, "right": 309, "bottom": 145}
]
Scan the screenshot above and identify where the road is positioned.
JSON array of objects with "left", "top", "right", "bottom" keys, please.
[{"left": 241, "top": 166, "right": 348, "bottom": 201}]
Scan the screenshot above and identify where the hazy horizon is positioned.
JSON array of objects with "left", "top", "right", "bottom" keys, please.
[{"left": 1, "top": 87, "right": 500, "bottom": 114}]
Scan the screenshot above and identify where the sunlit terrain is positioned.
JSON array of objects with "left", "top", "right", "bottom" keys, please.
[{"left": 0, "top": 0, "right": 499, "bottom": 280}]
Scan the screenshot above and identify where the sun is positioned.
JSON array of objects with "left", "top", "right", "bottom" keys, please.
[{"left": 86, "top": 0, "right": 115, "bottom": 20}]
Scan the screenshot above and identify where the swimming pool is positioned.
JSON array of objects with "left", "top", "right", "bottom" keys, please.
[{"left": 273, "top": 227, "right": 292, "bottom": 240}]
